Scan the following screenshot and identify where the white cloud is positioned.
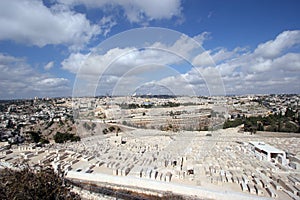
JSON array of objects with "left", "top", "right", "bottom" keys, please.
[
  {"left": 272, "top": 53, "right": 300, "bottom": 72},
  {"left": 146, "top": 33, "right": 207, "bottom": 61},
  {"left": 61, "top": 53, "right": 90, "bottom": 74},
  {"left": 62, "top": 33, "right": 202, "bottom": 77},
  {"left": 99, "top": 16, "right": 117, "bottom": 36},
  {"left": 0, "top": 53, "right": 70, "bottom": 99},
  {"left": 127, "top": 0, "right": 182, "bottom": 22},
  {"left": 62, "top": 32, "right": 206, "bottom": 81},
  {"left": 193, "top": 32, "right": 211, "bottom": 45},
  {"left": 249, "top": 59, "right": 272, "bottom": 72},
  {"left": 57, "top": 0, "right": 183, "bottom": 23},
  {"left": 192, "top": 51, "right": 214, "bottom": 67},
  {"left": 62, "top": 47, "right": 138, "bottom": 78},
  {"left": 63, "top": 29, "right": 300, "bottom": 96},
  {"left": 254, "top": 30, "right": 300, "bottom": 58},
  {"left": 0, "top": 0, "right": 177, "bottom": 51},
  {"left": 35, "top": 78, "right": 68, "bottom": 88},
  {"left": 213, "top": 30, "right": 300, "bottom": 94},
  {"left": 0, "top": 0, "right": 100, "bottom": 50},
  {"left": 44, "top": 61, "right": 54, "bottom": 70},
  {"left": 212, "top": 47, "right": 247, "bottom": 64},
  {"left": 62, "top": 31, "right": 222, "bottom": 96}
]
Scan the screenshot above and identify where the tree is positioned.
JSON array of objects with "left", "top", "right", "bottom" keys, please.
[
  {"left": 91, "top": 123, "right": 96, "bottom": 130},
  {"left": 244, "top": 117, "right": 257, "bottom": 134},
  {"left": 102, "top": 128, "right": 108, "bottom": 135},
  {"left": 83, "top": 122, "right": 91, "bottom": 130},
  {"left": 285, "top": 108, "right": 294, "bottom": 118},
  {"left": 257, "top": 122, "right": 264, "bottom": 131},
  {"left": 6, "top": 119, "right": 14, "bottom": 129},
  {"left": 28, "top": 131, "right": 49, "bottom": 144},
  {"left": 29, "top": 131, "right": 41, "bottom": 143},
  {"left": 223, "top": 118, "right": 243, "bottom": 129},
  {"left": 0, "top": 167, "right": 80, "bottom": 200},
  {"left": 108, "top": 126, "right": 115, "bottom": 132},
  {"left": 54, "top": 132, "right": 80, "bottom": 143}
]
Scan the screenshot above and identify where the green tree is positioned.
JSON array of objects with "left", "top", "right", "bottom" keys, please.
[
  {"left": 223, "top": 118, "right": 243, "bottom": 129},
  {"left": 29, "top": 131, "right": 41, "bottom": 143},
  {"left": 0, "top": 167, "right": 80, "bottom": 200},
  {"left": 285, "top": 108, "right": 294, "bottom": 118},
  {"left": 91, "top": 123, "right": 96, "bottom": 130},
  {"left": 54, "top": 132, "right": 80, "bottom": 143}
]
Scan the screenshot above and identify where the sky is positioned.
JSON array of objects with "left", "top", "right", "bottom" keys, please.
[{"left": 0, "top": 0, "right": 299, "bottom": 99}]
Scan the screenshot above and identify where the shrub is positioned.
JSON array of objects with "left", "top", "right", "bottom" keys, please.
[
  {"left": 54, "top": 132, "right": 80, "bottom": 143},
  {"left": 0, "top": 167, "right": 80, "bottom": 200}
]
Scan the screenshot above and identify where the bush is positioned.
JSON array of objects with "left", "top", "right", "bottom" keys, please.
[
  {"left": 128, "top": 103, "right": 139, "bottom": 109},
  {"left": 282, "top": 121, "right": 298, "bottom": 132},
  {"left": 223, "top": 113, "right": 300, "bottom": 133},
  {"left": 162, "top": 102, "right": 180, "bottom": 107},
  {"left": 102, "top": 128, "right": 108, "bottom": 135},
  {"left": 0, "top": 167, "right": 80, "bottom": 200},
  {"left": 54, "top": 132, "right": 80, "bottom": 143},
  {"left": 223, "top": 118, "right": 243, "bottom": 129},
  {"left": 83, "top": 122, "right": 91, "bottom": 130},
  {"left": 39, "top": 138, "right": 50, "bottom": 144},
  {"left": 91, "top": 123, "right": 96, "bottom": 130},
  {"left": 108, "top": 126, "right": 115, "bottom": 132},
  {"left": 29, "top": 131, "right": 41, "bottom": 143},
  {"left": 28, "top": 131, "right": 49, "bottom": 144}
]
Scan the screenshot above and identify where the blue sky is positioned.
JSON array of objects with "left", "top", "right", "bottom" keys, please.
[{"left": 0, "top": 0, "right": 299, "bottom": 99}]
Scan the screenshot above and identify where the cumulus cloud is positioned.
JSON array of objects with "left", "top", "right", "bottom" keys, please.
[
  {"left": 254, "top": 30, "right": 300, "bottom": 58},
  {"left": 0, "top": 0, "right": 100, "bottom": 50},
  {"left": 57, "top": 0, "right": 183, "bottom": 23},
  {"left": 99, "top": 15, "right": 117, "bottom": 36},
  {"left": 61, "top": 34, "right": 202, "bottom": 77},
  {"left": 63, "top": 47, "right": 182, "bottom": 96},
  {"left": 213, "top": 30, "right": 300, "bottom": 94},
  {"left": 193, "top": 32, "right": 211, "bottom": 45},
  {"left": 63, "top": 29, "right": 300, "bottom": 96},
  {"left": 44, "top": 61, "right": 54, "bottom": 70},
  {"left": 61, "top": 32, "right": 210, "bottom": 85},
  {"left": 272, "top": 53, "right": 300, "bottom": 72},
  {"left": 0, "top": 0, "right": 183, "bottom": 47},
  {"left": 0, "top": 53, "right": 70, "bottom": 99},
  {"left": 61, "top": 53, "right": 90, "bottom": 74},
  {"left": 145, "top": 30, "right": 300, "bottom": 95},
  {"left": 63, "top": 34, "right": 223, "bottom": 96},
  {"left": 192, "top": 51, "right": 214, "bottom": 67}
]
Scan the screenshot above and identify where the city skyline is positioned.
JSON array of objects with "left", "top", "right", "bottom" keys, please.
[{"left": 0, "top": 0, "right": 300, "bottom": 99}]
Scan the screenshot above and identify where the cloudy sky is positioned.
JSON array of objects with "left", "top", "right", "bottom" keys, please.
[{"left": 0, "top": 0, "right": 299, "bottom": 99}]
